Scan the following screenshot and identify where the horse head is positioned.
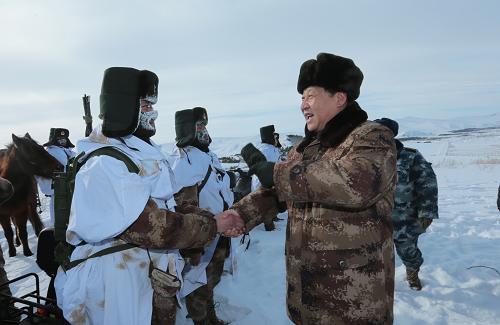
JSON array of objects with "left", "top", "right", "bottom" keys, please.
[{"left": 11, "top": 133, "right": 64, "bottom": 178}]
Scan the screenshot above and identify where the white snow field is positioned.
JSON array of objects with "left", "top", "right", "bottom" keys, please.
[{"left": 2, "top": 126, "right": 500, "bottom": 325}]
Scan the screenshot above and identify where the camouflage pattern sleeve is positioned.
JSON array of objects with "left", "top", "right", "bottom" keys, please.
[
  {"left": 174, "top": 184, "right": 199, "bottom": 207},
  {"left": 119, "top": 199, "right": 217, "bottom": 249},
  {"left": 411, "top": 151, "right": 439, "bottom": 219},
  {"left": 231, "top": 187, "right": 280, "bottom": 231},
  {"left": 274, "top": 126, "right": 396, "bottom": 210}
]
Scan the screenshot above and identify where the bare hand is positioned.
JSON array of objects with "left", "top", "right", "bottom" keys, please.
[{"left": 215, "top": 209, "right": 246, "bottom": 237}]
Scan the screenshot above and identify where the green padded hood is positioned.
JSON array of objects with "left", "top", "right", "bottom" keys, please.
[
  {"left": 99, "top": 67, "right": 141, "bottom": 138},
  {"left": 175, "top": 107, "right": 209, "bottom": 148}
]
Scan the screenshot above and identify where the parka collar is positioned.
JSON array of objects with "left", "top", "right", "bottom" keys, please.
[{"left": 297, "top": 101, "right": 368, "bottom": 152}]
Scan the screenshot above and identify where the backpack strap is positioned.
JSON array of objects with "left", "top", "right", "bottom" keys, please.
[
  {"left": 61, "top": 147, "right": 141, "bottom": 271},
  {"left": 197, "top": 165, "right": 212, "bottom": 195},
  {"left": 64, "top": 243, "right": 137, "bottom": 271},
  {"left": 82, "top": 146, "right": 140, "bottom": 174}
]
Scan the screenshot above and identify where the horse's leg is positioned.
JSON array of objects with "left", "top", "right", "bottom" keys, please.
[
  {"left": 13, "top": 217, "right": 21, "bottom": 246},
  {"left": 29, "top": 203, "right": 44, "bottom": 236},
  {"left": 15, "top": 212, "right": 33, "bottom": 257},
  {"left": 0, "top": 216, "right": 16, "bottom": 257}
]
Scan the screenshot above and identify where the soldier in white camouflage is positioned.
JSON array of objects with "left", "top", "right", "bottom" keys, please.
[
  {"left": 375, "top": 118, "right": 439, "bottom": 290},
  {"left": 232, "top": 53, "right": 397, "bottom": 324}
]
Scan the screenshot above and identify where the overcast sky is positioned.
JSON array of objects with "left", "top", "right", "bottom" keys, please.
[{"left": 1, "top": 0, "right": 499, "bottom": 146}]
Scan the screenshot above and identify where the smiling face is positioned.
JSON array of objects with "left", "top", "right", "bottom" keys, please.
[{"left": 300, "top": 86, "right": 347, "bottom": 133}]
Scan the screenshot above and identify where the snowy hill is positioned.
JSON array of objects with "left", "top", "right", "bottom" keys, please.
[
  {"left": 160, "top": 134, "right": 296, "bottom": 160},
  {"left": 2, "top": 116, "right": 500, "bottom": 324},
  {"left": 159, "top": 114, "right": 500, "bottom": 159},
  {"left": 397, "top": 113, "right": 500, "bottom": 138}
]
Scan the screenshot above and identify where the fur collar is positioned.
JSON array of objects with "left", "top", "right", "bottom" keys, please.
[{"left": 297, "top": 101, "right": 368, "bottom": 152}]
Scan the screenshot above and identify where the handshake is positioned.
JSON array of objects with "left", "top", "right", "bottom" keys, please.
[{"left": 215, "top": 209, "right": 246, "bottom": 237}]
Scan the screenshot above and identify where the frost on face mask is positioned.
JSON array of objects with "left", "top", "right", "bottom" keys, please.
[
  {"left": 139, "top": 110, "right": 159, "bottom": 131},
  {"left": 195, "top": 121, "right": 210, "bottom": 145},
  {"left": 144, "top": 95, "right": 158, "bottom": 105}
]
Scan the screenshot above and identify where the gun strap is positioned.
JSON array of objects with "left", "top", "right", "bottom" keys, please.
[{"left": 65, "top": 243, "right": 137, "bottom": 271}]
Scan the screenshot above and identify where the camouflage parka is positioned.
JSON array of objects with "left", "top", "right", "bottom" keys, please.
[
  {"left": 234, "top": 102, "right": 397, "bottom": 325},
  {"left": 392, "top": 140, "right": 438, "bottom": 241}
]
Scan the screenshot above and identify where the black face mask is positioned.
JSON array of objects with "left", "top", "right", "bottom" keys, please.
[
  {"left": 133, "top": 124, "right": 155, "bottom": 144},
  {"left": 57, "top": 138, "right": 68, "bottom": 147}
]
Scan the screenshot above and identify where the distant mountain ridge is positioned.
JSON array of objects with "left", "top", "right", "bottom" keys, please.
[
  {"left": 396, "top": 113, "right": 500, "bottom": 137},
  {"left": 160, "top": 113, "right": 500, "bottom": 157}
]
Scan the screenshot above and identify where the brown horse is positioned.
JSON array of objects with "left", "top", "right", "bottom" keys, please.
[
  {"left": 0, "top": 176, "right": 13, "bottom": 205},
  {"left": 0, "top": 133, "right": 63, "bottom": 257}
]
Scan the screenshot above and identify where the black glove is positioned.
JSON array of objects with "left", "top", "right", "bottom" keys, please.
[
  {"left": 419, "top": 218, "right": 433, "bottom": 230},
  {"left": 241, "top": 143, "right": 275, "bottom": 188}
]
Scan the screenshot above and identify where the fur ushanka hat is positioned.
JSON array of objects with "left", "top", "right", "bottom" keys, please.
[
  {"left": 175, "top": 106, "right": 211, "bottom": 148},
  {"left": 43, "top": 128, "right": 75, "bottom": 148},
  {"left": 297, "top": 53, "right": 363, "bottom": 102}
]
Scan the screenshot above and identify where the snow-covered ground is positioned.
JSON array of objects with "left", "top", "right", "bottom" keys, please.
[{"left": 2, "top": 126, "right": 500, "bottom": 324}]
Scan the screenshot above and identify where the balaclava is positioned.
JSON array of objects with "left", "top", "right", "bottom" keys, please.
[
  {"left": 274, "top": 132, "right": 282, "bottom": 148},
  {"left": 134, "top": 70, "right": 159, "bottom": 141}
]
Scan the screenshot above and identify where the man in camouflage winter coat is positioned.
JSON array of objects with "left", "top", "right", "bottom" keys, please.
[
  {"left": 376, "top": 118, "right": 438, "bottom": 290},
  {"left": 232, "top": 53, "right": 397, "bottom": 324}
]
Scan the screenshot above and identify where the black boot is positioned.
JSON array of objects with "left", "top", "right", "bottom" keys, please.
[
  {"left": 264, "top": 221, "right": 275, "bottom": 231},
  {"left": 207, "top": 303, "right": 228, "bottom": 325},
  {"left": 406, "top": 268, "right": 422, "bottom": 291}
]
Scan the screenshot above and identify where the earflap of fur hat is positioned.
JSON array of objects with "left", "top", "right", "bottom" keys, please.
[
  {"left": 100, "top": 67, "right": 141, "bottom": 138},
  {"left": 297, "top": 53, "right": 363, "bottom": 102},
  {"left": 175, "top": 108, "right": 196, "bottom": 148}
]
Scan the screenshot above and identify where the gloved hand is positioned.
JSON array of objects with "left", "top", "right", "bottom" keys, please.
[
  {"left": 419, "top": 218, "right": 433, "bottom": 230},
  {"left": 241, "top": 143, "right": 275, "bottom": 188}
]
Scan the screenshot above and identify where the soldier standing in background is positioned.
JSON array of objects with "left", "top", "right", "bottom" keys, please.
[
  {"left": 169, "top": 106, "right": 234, "bottom": 325},
  {"left": 375, "top": 118, "right": 439, "bottom": 290},
  {"left": 36, "top": 128, "right": 77, "bottom": 227},
  {"left": 251, "top": 124, "right": 283, "bottom": 231}
]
